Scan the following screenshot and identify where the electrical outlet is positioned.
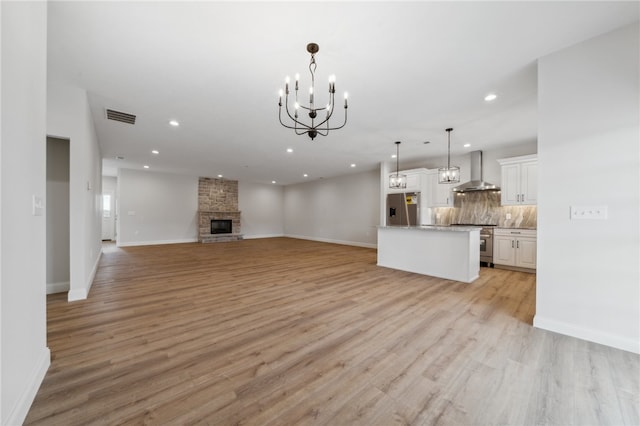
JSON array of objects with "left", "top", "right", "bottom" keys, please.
[
  {"left": 570, "top": 205, "right": 608, "bottom": 220},
  {"left": 505, "top": 213, "right": 511, "bottom": 220}
]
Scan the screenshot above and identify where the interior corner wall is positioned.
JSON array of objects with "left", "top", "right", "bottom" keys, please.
[
  {"left": 1, "top": 1, "right": 50, "bottom": 424},
  {"left": 117, "top": 169, "right": 198, "bottom": 246},
  {"left": 283, "top": 170, "right": 380, "bottom": 248},
  {"left": 238, "top": 181, "right": 284, "bottom": 239},
  {"left": 535, "top": 23, "right": 640, "bottom": 353},
  {"left": 47, "top": 80, "right": 103, "bottom": 302}
]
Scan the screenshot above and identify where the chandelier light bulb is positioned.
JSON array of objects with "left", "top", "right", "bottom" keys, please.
[
  {"left": 285, "top": 76, "right": 290, "bottom": 84},
  {"left": 295, "top": 73, "right": 300, "bottom": 81}
]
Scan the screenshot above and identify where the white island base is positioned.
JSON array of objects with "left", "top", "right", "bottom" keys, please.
[{"left": 377, "top": 226, "right": 480, "bottom": 283}]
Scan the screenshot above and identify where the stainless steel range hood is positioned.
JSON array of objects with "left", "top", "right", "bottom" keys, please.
[{"left": 452, "top": 150, "right": 500, "bottom": 193}]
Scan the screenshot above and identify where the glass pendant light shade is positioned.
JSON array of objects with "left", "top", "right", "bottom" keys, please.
[
  {"left": 438, "top": 166, "right": 460, "bottom": 183},
  {"left": 438, "top": 128, "right": 460, "bottom": 184},
  {"left": 389, "top": 173, "right": 407, "bottom": 189},
  {"left": 389, "top": 141, "right": 407, "bottom": 189}
]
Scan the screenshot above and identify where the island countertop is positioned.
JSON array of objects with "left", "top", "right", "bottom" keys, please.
[
  {"left": 377, "top": 225, "right": 480, "bottom": 283},
  {"left": 378, "top": 225, "right": 481, "bottom": 232}
]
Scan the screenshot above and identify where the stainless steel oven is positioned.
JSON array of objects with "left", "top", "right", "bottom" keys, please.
[
  {"left": 479, "top": 227, "right": 494, "bottom": 266},
  {"left": 452, "top": 224, "right": 495, "bottom": 267}
]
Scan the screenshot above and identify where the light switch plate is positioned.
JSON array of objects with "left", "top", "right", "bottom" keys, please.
[
  {"left": 570, "top": 205, "right": 608, "bottom": 220},
  {"left": 32, "top": 195, "right": 44, "bottom": 216}
]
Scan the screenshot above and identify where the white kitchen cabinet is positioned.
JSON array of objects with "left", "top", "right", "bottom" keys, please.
[
  {"left": 497, "top": 155, "right": 537, "bottom": 205},
  {"left": 386, "top": 168, "right": 428, "bottom": 194},
  {"left": 493, "top": 228, "right": 537, "bottom": 271},
  {"left": 426, "top": 170, "right": 454, "bottom": 207}
]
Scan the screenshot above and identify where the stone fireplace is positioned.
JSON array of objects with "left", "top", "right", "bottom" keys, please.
[{"left": 198, "top": 177, "right": 242, "bottom": 243}]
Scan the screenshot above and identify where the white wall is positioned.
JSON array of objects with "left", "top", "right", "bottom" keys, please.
[
  {"left": 284, "top": 170, "right": 380, "bottom": 248},
  {"left": 0, "top": 2, "right": 50, "bottom": 424},
  {"left": 239, "top": 181, "right": 284, "bottom": 238},
  {"left": 536, "top": 23, "right": 639, "bottom": 353},
  {"left": 117, "top": 169, "right": 198, "bottom": 246},
  {"left": 46, "top": 137, "right": 70, "bottom": 294},
  {"left": 47, "top": 80, "right": 103, "bottom": 302}
]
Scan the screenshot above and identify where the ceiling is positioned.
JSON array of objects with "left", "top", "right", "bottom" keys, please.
[{"left": 47, "top": 1, "right": 639, "bottom": 185}]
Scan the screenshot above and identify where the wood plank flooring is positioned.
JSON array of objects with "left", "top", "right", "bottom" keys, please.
[{"left": 25, "top": 238, "right": 639, "bottom": 425}]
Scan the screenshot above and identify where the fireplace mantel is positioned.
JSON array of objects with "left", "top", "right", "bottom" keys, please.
[{"left": 198, "top": 210, "right": 241, "bottom": 214}]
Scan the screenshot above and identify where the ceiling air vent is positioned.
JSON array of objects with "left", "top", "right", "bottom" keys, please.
[{"left": 105, "top": 109, "right": 136, "bottom": 125}]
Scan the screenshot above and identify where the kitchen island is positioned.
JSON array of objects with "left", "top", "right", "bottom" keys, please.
[{"left": 377, "top": 225, "right": 480, "bottom": 283}]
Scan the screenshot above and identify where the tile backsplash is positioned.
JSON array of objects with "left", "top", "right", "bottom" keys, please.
[{"left": 432, "top": 191, "right": 537, "bottom": 228}]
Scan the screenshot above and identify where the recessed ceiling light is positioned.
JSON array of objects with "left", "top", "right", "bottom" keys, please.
[
  {"left": 391, "top": 154, "right": 397, "bottom": 158},
  {"left": 271, "top": 180, "right": 277, "bottom": 184},
  {"left": 303, "top": 173, "right": 308, "bottom": 177},
  {"left": 217, "top": 174, "right": 223, "bottom": 178},
  {"left": 484, "top": 93, "right": 497, "bottom": 102},
  {"left": 286, "top": 148, "right": 293, "bottom": 153},
  {"left": 169, "top": 120, "right": 180, "bottom": 126},
  {"left": 143, "top": 165, "right": 150, "bottom": 169},
  {"left": 350, "top": 163, "right": 356, "bottom": 168},
  {"left": 151, "top": 150, "right": 159, "bottom": 154},
  {"left": 463, "top": 143, "right": 471, "bottom": 148}
]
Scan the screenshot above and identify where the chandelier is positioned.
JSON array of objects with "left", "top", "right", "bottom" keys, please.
[
  {"left": 278, "top": 43, "right": 348, "bottom": 140},
  {"left": 389, "top": 141, "right": 407, "bottom": 189},
  {"left": 438, "top": 128, "right": 460, "bottom": 184}
]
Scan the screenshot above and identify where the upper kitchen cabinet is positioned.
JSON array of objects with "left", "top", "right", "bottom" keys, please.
[
  {"left": 386, "top": 168, "right": 428, "bottom": 194},
  {"left": 426, "top": 170, "right": 455, "bottom": 207},
  {"left": 497, "top": 154, "right": 537, "bottom": 205}
]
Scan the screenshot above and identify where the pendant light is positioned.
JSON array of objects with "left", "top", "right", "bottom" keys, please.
[
  {"left": 389, "top": 141, "right": 407, "bottom": 189},
  {"left": 438, "top": 128, "right": 460, "bottom": 184}
]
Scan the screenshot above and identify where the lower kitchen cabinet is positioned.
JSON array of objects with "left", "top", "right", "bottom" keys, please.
[{"left": 493, "top": 228, "right": 537, "bottom": 271}]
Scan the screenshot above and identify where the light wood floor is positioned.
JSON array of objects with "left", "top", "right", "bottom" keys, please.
[{"left": 26, "top": 238, "right": 638, "bottom": 425}]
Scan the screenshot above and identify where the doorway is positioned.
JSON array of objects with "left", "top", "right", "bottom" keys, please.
[
  {"left": 46, "top": 137, "right": 70, "bottom": 294},
  {"left": 102, "top": 176, "right": 118, "bottom": 242}
]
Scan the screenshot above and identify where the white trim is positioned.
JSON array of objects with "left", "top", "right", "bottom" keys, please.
[
  {"left": 68, "top": 251, "right": 102, "bottom": 302},
  {"left": 117, "top": 238, "right": 198, "bottom": 247},
  {"left": 534, "top": 315, "right": 640, "bottom": 354},
  {"left": 285, "top": 234, "right": 377, "bottom": 249},
  {"left": 67, "top": 287, "right": 87, "bottom": 301},
  {"left": 5, "top": 347, "right": 50, "bottom": 426},
  {"left": 242, "top": 233, "right": 285, "bottom": 240},
  {"left": 46, "top": 281, "right": 69, "bottom": 294}
]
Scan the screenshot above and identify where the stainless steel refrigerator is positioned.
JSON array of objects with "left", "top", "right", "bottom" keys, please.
[{"left": 386, "top": 192, "right": 419, "bottom": 226}]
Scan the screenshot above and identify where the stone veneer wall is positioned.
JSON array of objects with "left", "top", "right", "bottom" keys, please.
[
  {"left": 432, "top": 191, "right": 537, "bottom": 228},
  {"left": 198, "top": 177, "right": 241, "bottom": 240}
]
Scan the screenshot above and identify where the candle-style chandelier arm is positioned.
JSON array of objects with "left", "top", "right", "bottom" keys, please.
[
  {"left": 277, "top": 42, "right": 348, "bottom": 140},
  {"left": 278, "top": 91, "right": 348, "bottom": 134}
]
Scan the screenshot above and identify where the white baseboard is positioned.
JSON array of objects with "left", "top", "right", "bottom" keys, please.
[
  {"left": 46, "top": 281, "right": 70, "bottom": 294},
  {"left": 117, "top": 238, "right": 198, "bottom": 247},
  {"left": 285, "top": 234, "right": 377, "bottom": 249},
  {"left": 4, "top": 347, "right": 50, "bottom": 426},
  {"left": 534, "top": 315, "right": 640, "bottom": 354},
  {"left": 68, "top": 250, "right": 102, "bottom": 302},
  {"left": 242, "top": 233, "right": 285, "bottom": 239}
]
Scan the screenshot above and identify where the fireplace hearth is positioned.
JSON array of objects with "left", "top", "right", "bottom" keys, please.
[{"left": 211, "top": 219, "right": 232, "bottom": 234}]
